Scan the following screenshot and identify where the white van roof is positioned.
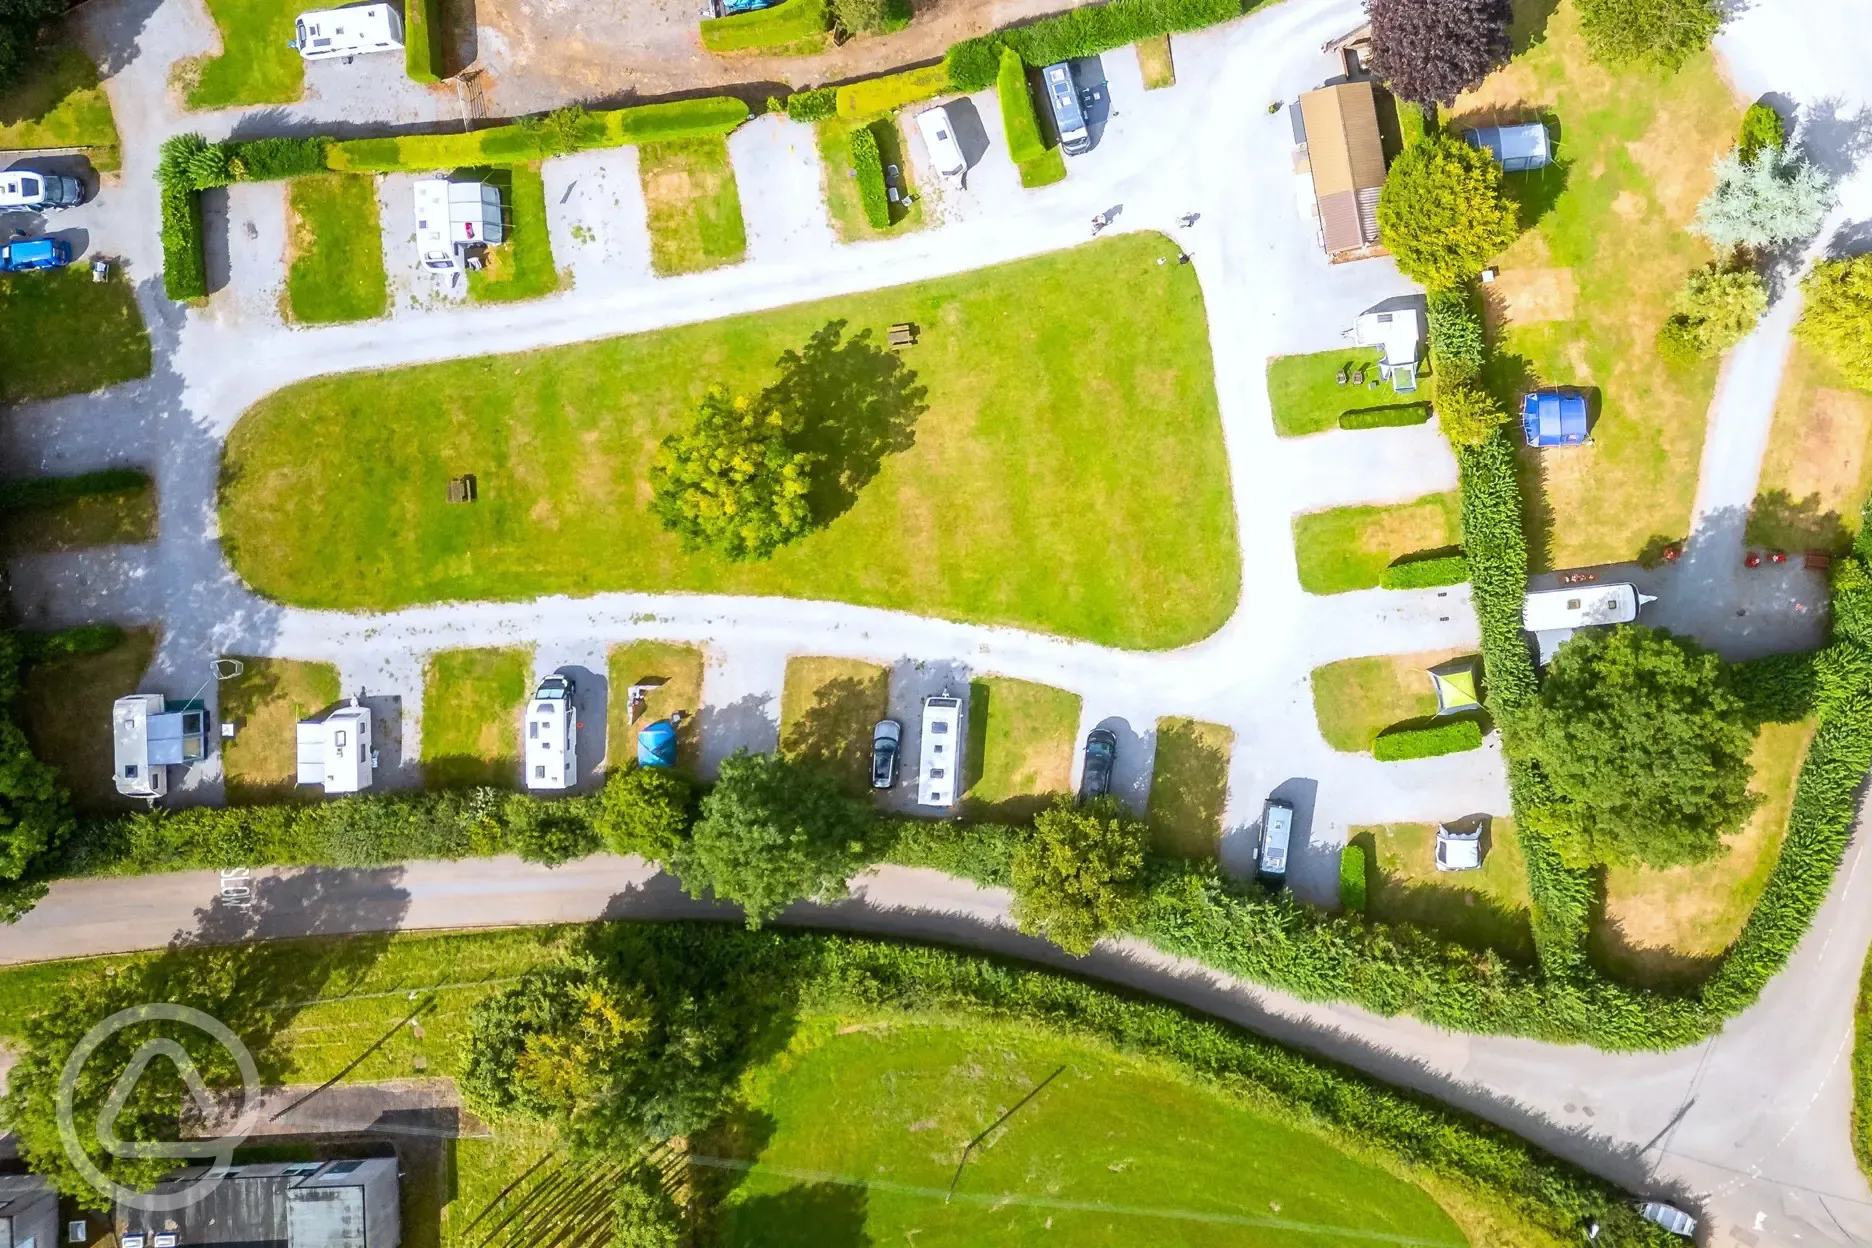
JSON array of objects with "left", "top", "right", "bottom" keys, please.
[
  {"left": 295, "top": 5, "right": 402, "bottom": 58},
  {"left": 524, "top": 683, "right": 575, "bottom": 791},
  {"left": 1522, "top": 583, "right": 1643, "bottom": 632},
  {"left": 917, "top": 694, "right": 963, "bottom": 807},
  {"left": 914, "top": 107, "right": 967, "bottom": 184}
]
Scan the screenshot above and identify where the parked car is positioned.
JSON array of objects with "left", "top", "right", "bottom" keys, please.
[
  {"left": 1434, "top": 823, "right": 1482, "bottom": 872},
  {"left": 0, "top": 238, "right": 71, "bottom": 272},
  {"left": 914, "top": 106, "right": 968, "bottom": 190},
  {"left": 0, "top": 169, "right": 81, "bottom": 211},
  {"left": 1078, "top": 728, "right": 1117, "bottom": 801},
  {"left": 1042, "top": 63, "right": 1091, "bottom": 155},
  {"left": 1257, "top": 798, "right": 1293, "bottom": 887},
  {"left": 871, "top": 719, "right": 901, "bottom": 789},
  {"left": 1636, "top": 1202, "right": 1696, "bottom": 1239}
]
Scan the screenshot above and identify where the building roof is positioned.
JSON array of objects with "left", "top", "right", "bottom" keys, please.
[
  {"left": 1300, "top": 82, "right": 1387, "bottom": 253},
  {"left": 126, "top": 1159, "right": 396, "bottom": 1248}
]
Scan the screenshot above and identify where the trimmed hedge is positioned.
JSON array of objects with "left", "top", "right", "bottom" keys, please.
[
  {"left": 785, "top": 86, "right": 838, "bottom": 122},
  {"left": 1732, "top": 649, "right": 1819, "bottom": 724},
  {"left": 158, "top": 175, "right": 205, "bottom": 301},
  {"left": 1339, "top": 843, "right": 1367, "bottom": 912},
  {"left": 0, "top": 470, "right": 150, "bottom": 513},
  {"left": 996, "top": 46, "right": 1046, "bottom": 165},
  {"left": 225, "top": 137, "right": 330, "bottom": 180},
  {"left": 1372, "top": 718, "right": 1484, "bottom": 761},
  {"left": 156, "top": 133, "right": 332, "bottom": 301},
  {"left": 1378, "top": 552, "right": 1468, "bottom": 589},
  {"left": 835, "top": 63, "right": 951, "bottom": 120},
  {"left": 1427, "top": 288, "right": 1486, "bottom": 379},
  {"left": 326, "top": 100, "right": 750, "bottom": 172},
  {"left": 404, "top": 0, "right": 446, "bottom": 82},
  {"left": 848, "top": 125, "right": 889, "bottom": 228},
  {"left": 946, "top": 0, "right": 1243, "bottom": 90},
  {"left": 1339, "top": 402, "right": 1432, "bottom": 429}
]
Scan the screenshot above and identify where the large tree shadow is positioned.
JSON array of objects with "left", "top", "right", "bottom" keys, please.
[
  {"left": 1147, "top": 719, "right": 1230, "bottom": 860},
  {"left": 763, "top": 320, "right": 928, "bottom": 525},
  {"left": 780, "top": 671, "right": 890, "bottom": 794},
  {"left": 717, "top": 1180, "right": 871, "bottom": 1247},
  {"left": 1745, "top": 487, "right": 1852, "bottom": 555}
]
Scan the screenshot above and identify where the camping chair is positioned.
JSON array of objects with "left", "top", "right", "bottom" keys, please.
[
  {"left": 1349, "top": 366, "right": 1365, "bottom": 386},
  {"left": 1336, "top": 367, "right": 1349, "bottom": 385}
]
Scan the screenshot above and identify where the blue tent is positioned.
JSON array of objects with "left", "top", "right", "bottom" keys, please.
[
  {"left": 1521, "top": 389, "right": 1588, "bottom": 447},
  {"left": 1464, "top": 122, "right": 1551, "bottom": 172},
  {"left": 637, "top": 719, "right": 678, "bottom": 768}
]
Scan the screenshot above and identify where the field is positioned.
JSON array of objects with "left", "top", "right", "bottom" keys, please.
[
  {"left": 421, "top": 647, "right": 531, "bottom": 788},
  {"left": 1748, "top": 345, "right": 1872, "bottom": 555},
  {"left": 0, "top": 477, "right": 155, "bottom": 557},
  {"left": 1291, "top": 492, "right": 1462, "bottom": 595},
  {"left": 175, "top": 0, "right": 303, "bottom": 108},
  {"left": 1592, "top": 719, "right": 1814, "bottom": 987},
  {"left": 699, "top": 0, "right": 828, "bottom": 54},
  {"left": 779, "top": 657, "right": 890, "bottom": 794},
  {"left": 0, "top": 43, "right": 121, "bottom": 165},
  {"left": 466, "top": 166, "right": 562, "bottom": 303},
  {"left": 639, "top": 139, "right": 748, "bottom": 276},
  {"left": 1449, "top": 1, "right": 1739, "bottom": 569},
  {"left": 815, "top": 116, "right": 925, "bottom": 242},
  {"left": 0, "top": 267, "right": 152, "bottom": 404},
  {"left": 1136, "top": 35, "right": 1175, "bottom": 90},
  {"left": 1266, "top": 348, "right": 1426, "bottom": 437},
  {"left": 1310, "top": 649, "right": 1468, "bottom": 752},
  {"left": 607, "top": 641, "right": 705, "bottom": 773},
  {"left": 1147, "top": 717, "right": 1233, "bottom": 858},
  {"left": 218, "top": 657, "right": 343, "bottom": 801},
  {"left": 1350, "top": 822, "right": 1532, "bottom": 961},
  {"left": 964, "top": 676, "right": 1080, "bottom": 821},
  {"left": 220, "top": 235, "right": 1239, "bottom": 649},
  {"left": 20, "top": 628, "right": 156, "bottom": 812},
  {"left": 286, "top": 174, "right": 389, "bottom": 324}
]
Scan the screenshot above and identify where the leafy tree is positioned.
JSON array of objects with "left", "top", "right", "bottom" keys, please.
[
  {"left": 1737, "top": 102, "right": 1785, "bottom": 162},
  {"left": 0, "top": 630, "right": 73, "bottom": 911},
  {"left": 503, "top": 795, "right": 601, "bottom": 866},
  {"left": 1662, "top": 262, "right": 1768, "bottom": 356},
  {"left": 669, "top": 750, "right": 870, "bottom": 924},
  {"left": 1797, "top": 255, "right": 1872, "bottom": 387},
  {"left": 1010, "top": 796, "right": 1149, "bottom": 955},
  {"left": 1367, "top": 0, "right": 1512, "bottom": 107},
  {"left": 0, "top": 0, "right": 66, "bottom": 96},
  {"left": 1434, "top": 379, "right": 1507, "bottom": 447},
  {"left": 613, "top": 1163, "right": 684, "bottom": 1248},
  {"left": 1692, "top": 147, "right": 1834, "bottom": 251},
  {"left": 594, "top": 763, "right": 694, "bottom": 862},
  {"left": 648, "top": 387, "right": 819, "bottom": 562},
  {"left": 1512, "top": 626, "right": 1757, "bottom": 868},
  {"left": 1376, "top": 134, "right": 1520, "bottom": 291},
  {"left": 1574, "top": 0, "right": 1720, "bottom": 73}
]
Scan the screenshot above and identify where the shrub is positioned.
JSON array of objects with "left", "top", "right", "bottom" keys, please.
[
  {"left": 1426, "top": 288, "right": 1486, "bottom": 377},
  {"left": 1798, "top": 255, "right": 1872, "bottom": 387},
  {"left": 1669, "top": 262, "right": 1768, "bottom": 355},
  {"left": 1379, "top": 553, "right": 1468, "bottom": 588},
  {"left": 1574, "top": 0, "right": 1721, "bottom": 72},
  {"left": 505, "top": 796, "right": 602, "bottom": 866},
  {"left": 1339, "top": 843, "right": 1368, "bottom": 912},
  {"left": 1338, "top": 403, "right": 1431, "bottom": 429},
  {"left": 785, "top": 86, "right": 838, "bottom": 122},
  {"left": 186, "top": 142, "right": 235, "bottom": 189},
  {"left": 1655, "top": 315, "right": 1704, "bottom": 367},
  {"left": 1372, "top": 718, "right": 1484, "bottom": 760},
  {"left": 1732, "top": 649, "right": 1819, "bottom": 725},
  {"left": 1435, "top": 378, "right": 1507, "bottom": 446},
  {"left": 594, "top": 764, "right": 695, "bottom": 861},
  {"left": 1738, "top": 101, "right": 1785, "bottom": 162},
  {"left": 1453, "top": 432, "right": 1537, "bottom": 713},
  {"left": 156, "top": 134, "right": 209, "bottom": 301},
  {"left": 1010, "top": 796, "right": 1149, "bottom": 955},
  {"left": 1366, "top": 0, "right": 1512, "bottom": 108},
  {"left": 225, "top": 137, "right": 330, "bottom": 180},
  {"left": 836, "top": 64, "right": 950, "bottom": 120},
  {"left": 996, "top": 47, "right": 1047, "bottom": 165},
  {"left": 945, "top": 37, "right": 1002, "bottom": 92},
  {"left": 1693, "top": 146, "right": 1835, "bottom": 251},
  {"left": 849, "top": 125, "right": 889, "bottom": 229},
  {"left": 1376, "top": 133, "right": 1520, "bottom": 290}
]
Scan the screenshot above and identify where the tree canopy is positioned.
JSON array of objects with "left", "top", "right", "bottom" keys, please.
[
  {"left": 1664, "top": 263, "right": 1768, "bottom": 356},
  {"left": 1513, "top": 626, "right": 1757, "bottom": 868},
  {"left": 1434, "top": 379, "right": 1507, "bottom": 447},
  {"left": 0, "top": 0, "right": 66, "bottom": 97},
  {"left": 1693, "top": 146, "right": 1835, "bottom": 251},
  {"left": 594, "top": 763, "right": 694, "bottom": 862},
  {"left": 0, "top": 631, "right": 73, "bottom": 914},
  {"left": 1574, "top": 0, "right": 1721, "bottom": 73},
  {"left": 1797, "top": 255, "right": 1872, "bottom": 387},
  {"left": 1010, "top": 796, "right": 1150, "bottom": 955},
  {"left": 648, "top": 386, "right": 819, "bottom": 561},
  {"left": 1376, "top": 134, "right": 1521, "bottom": 291},
  {"left": 1367, "top": 0, "right": 1512, "bottom": 107}
]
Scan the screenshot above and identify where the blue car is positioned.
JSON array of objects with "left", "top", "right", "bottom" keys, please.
[
  {"left": 1521, "top": 387, "right": 1588, "bottom": 447},
  {"left": 0, "top": 238, "right": 70, "bottom": 272}
]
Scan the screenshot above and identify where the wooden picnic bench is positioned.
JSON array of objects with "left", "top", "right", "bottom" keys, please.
[
  {"left": 447, "top": 474, "right": 478, "bottom": 503},
  {"left": 887, "top": 323, "right": 916, "bottom": 347}
]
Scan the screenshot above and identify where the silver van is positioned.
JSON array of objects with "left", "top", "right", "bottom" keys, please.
[
  {"left": 0, "top": 170, "right": 82, "bottom": 211},
  {"left": 1257, "top": 798, "right": 1293, "bottom": 886},
  {"left": 1042, "top": 63, "right": 1091, "bottom": 155}
]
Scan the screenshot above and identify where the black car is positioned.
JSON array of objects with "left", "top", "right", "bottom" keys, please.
[
  {"left": 1079, "top": 729, "right": 1118, "bottom": 800},
  {"left": 871, "top": 719, "right": 902, "bottom": 789}
]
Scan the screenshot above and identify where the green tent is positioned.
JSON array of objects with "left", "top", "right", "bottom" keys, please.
[{"left": 1429, "top": 662, "right": 1480, "bottom": 715}]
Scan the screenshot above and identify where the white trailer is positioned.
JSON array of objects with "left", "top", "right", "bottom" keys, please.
[
  {"left": 916, "top": 694, "right": 963, "bottom": 808},
  {"left": 296, "top": 700, "right": 375, "bottom": 794},
  {"left": 1522, "top": 583, "right": 1652, "bottom": 632},
  {"left": 914, "top": 107, "right": 968, "bottom": 190},
  {"left": 412, "top": 179, "right": 504, "bottom": 272},
  {"left": 292, "top": 4, "right": 404, "bottom": 60},
  {"left": 525, "top": 675, "right": 577, "bottom": 792}
]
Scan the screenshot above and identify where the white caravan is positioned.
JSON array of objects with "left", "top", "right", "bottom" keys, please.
[
  {"left": 412, "top": 179, "right": 504, "bottom": 272},
  {"left": 292, "top": 5, "right": 404, "bottom": 60},
  {"left": 296, "top": 700, "right": 376, "bottom": 794},
  {"left": 914, "top": 107, "right": 968, "bottom": 190},
  {"left": 525, "top": 675, "right": 577, "bottom": 792},
  {"left": 917, "top": 693, "right": 963, "bottom": 808}
]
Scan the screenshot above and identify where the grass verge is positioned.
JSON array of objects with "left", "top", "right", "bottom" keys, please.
[
  {"left": 219, "top": 657, "right": 343, "bottom": 801},
  {"left": 1136, "top": 35, "right": 1175, "bottom": 89},
  {"left": 964, "top": 676, "right": 1080, "bottom": 821},
  {"left": 0, "top": 43, "right": 121, "bottom": 166},
  {"left": 1351, "top": 821, "right": 1532, "bottom": 961},
  {"left": 639, "top": 138, "right": 747, "bottom": 276},
  {"left": 286, "top": 173, "right": 389, "bottom": 323},
  {"left": 1310, "top": 648, "right": 1470, "bottom": 753},
  {"left": 21, "top": 628, "right": 156, "bottom": 812},
  {"left": 1267, "top": 346, "right": 1413, "bottom": 437},
  {"left": 779, "top": 656, "right": 890, "bottom": 794},
  {"left": 0, "top": 266, "right": 152, "bottom": 403},
  {"left": 700, "top": 0, "right": 828, "bottom": 54},
  {"left": 1292, "top": 492, "right": 1462, "bottom": 595},
  {"left": 1147, "top": 716, "right": 1232, "bottom": 858},
  {"left": 175, "top": 0, "right": 303, "bottom": 109},
  {"left": 1748, "top": 344, "right": 1872, "bottom": 556},
  {"left": 0, "top": 473, "right": 155, "bottom": 556},
  {"left": 467, "top": 165, "right": 562, "bottom": 303},
  {"left": 607, "top": 641, "right": 705, "bottom": 773},
  {"left": 814, "top": 115, "right": 925, "bottom": 242},
  {"left": 421, "top": 647, "right": 531, "bottom": 788}
]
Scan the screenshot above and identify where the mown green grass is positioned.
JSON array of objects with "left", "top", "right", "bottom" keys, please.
[
  {"left": 0, "top": 479, "right": 155, "bottom": 558},
  {"left": 1292, "top": 492, "right": 1462, "bottom": 595},
  {"left": 220, "top": 234, "right": 1239, "bottom": 649},
  {"left": 607, "top": 641, "right": 705, "bottom": 773},
  {"left": 467, "top": 165, "right": 562, "bottom": 303},
  {"left": 700, "top": 0, "right": 828, "bottom": 54},
  {"left": 422, "top": 647, "right": 531, "bottom": 788},
  {"left": 0, "top": 43, "right": 121, "bottom": 166},
  {"left": 177, "top": 0, "right": 304, "bottom": 109},
  {"left": 717, "top": 1020, "right": 1468, "bottom": 1246},
  {"left": 219, "top": 657, "right": 343, "bottom": 801},
  {"left": 779, "top": 656, "right": 891, "bottom": 795},
  {"left": 639, "top": 138, "right": 747, "bottom": 276},
  {"left": 287, "top": 174, "right": 389, "bottom": 323},
  {"left": 815, "top": 115, "right": 925, "bottom": 242},
  {"left": 1266, "top": 347, "right": 1392, "bottom": 437},
  {"left": 1309, "top": 649, "right": 1466, "bottom": 753},
  {"left": 965, "top": 677, "right": 1080, "bottom": 821},
  {"left": 0, "top": 267, "right": 151, "bottom": 403},
  {"left": 1351, "top": 822, "right": 1532, "bottom": 962},
  {"left": 20, "top": 629, "right": 156, "bottom": 813}
]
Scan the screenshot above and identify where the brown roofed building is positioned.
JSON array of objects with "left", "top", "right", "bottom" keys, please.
[{"left": 1298, "top": 81, "right": 1388, "bottom": 256}]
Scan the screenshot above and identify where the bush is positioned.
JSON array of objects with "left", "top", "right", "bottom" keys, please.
[
  {"left": 1376, "top": 133, "right": 1520, "bottom": 290},
  {"left": 1339, "top": 843, "right": 1368, "bottom": 912},
  {"left": 1379, "top": 553, "right": 1468, "bottom": 588},
  {"left": 835, "top": 63, "right": 951, "bottom": 119},
  {"left": 225, "top": 137, "right": 330, "bottom": 180},
  {"left": 1732, "top": 649, "right": 1819, "bottom": 725},
  {"left": 1009, "top": 796, "right": 1149, "bottom": 955},
  {"left": 1338, "top": 403, "right": 1431, "bottom": 429},
  {"left": 594, "top": 764, "right": 695, "bottom": 861},
  {"left": 0, "top": 469, "right": 150, "bottom": 513},
  {"left": 849, "top": 125, "right": 890, "bottom": 229},
  {"left": 996, "top": 47, "right": 1047, "bottom": 165},
  {"left": 786, "top": 86, "right": 838, "bottom": 122},
  {"left": 404, "top": 0, "right": 445, "bottom": 81},
  {"left": 1426, "top": 288, "right": 1486, "bottom": 377},
  {"left": 1669, "top": 262, "right": 1768, "bottom": 356},
  {"left": 1738, "top": 101, "right": 1785, "bottom": 162},
  {"left": 1435, "top": 378, "right": 1507, "bottom": 446},
  {"left": 1574, "top": 0, "right": 1721, "bottom": 72},
  {"left": 1655, "top": 315, "right": 1703, "bottom": 367},
  {"left": 1372, "top": 718, "right": 1484, "bottom": 760},
  {"left": 1798, "top": 255, "right": 1872, "bottom": 388},
  {"left": 156, "top": 134, "right": 209, "bottom": 301},
  {"left": 1455, "top": 432, "right": 1537, "bottom": 714},
  {"left": 944, "top": 37, "right": 1003, "bottom": 92}
]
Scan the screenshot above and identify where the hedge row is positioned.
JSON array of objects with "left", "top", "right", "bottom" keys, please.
[
  {"left": 946, "top": 0, "right": 1243, "bottom": 91},
  {"left": 157, "top": 170, "right": 205, "bottom": 301},
  {"left": 1339, "top": 402, "right": 1431, "bottom": 430},
  {"left": 156, "top": 134, "right": 331, "bottom": 300},
  {"left": 1378, "top": 553, "right": 1468, "bottom": 589},
  {"left": 0, "top": 470, "right": 150, "bottom": 513},
  {"left": 835, "top": 63, "right": 950, "bottom": 120},
  {"left": 1338, "top": 843, "right": 1367, "bottom": 912},
  {"left": 404, "top": 0, "right": 446, "bottom": 82},
  {"left": 848, "top": 125, "right": 890, "bottom": 228},
  {"left": 325, "top": 100, "right": 751, "bottom": 172},
  {"left": 785, "top": 86, "right": 838, "bottom": 122},
  {"left": 1372, "top": 717, "right": 1484, "bottom": 761},
  {"left": 996, "top": 47, "right": 1047, "bottom": 165}
]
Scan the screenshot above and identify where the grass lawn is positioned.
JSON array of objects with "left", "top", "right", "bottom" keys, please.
[
  {"left": 175, "top": 0, "right": 303, "bottom": 109},
  {"left": 422, "top": 647, "right": 531, "bottom": 788},
  {"left": 779, "top": 656, "right": 890, "bottom": 794},
  {"left": 607, "top": 641, "right": 705, "bottom": 773},
  {"left": 700, "top": 0, "right": 828, "bottom": 54},
  {"left": 1266, "top": 347, "right": 1429, "bottom": 437},
  {"left": 0, "top": 43, "right": 121, "bottom": 167},
  {"left": 286, "top": 174, "right": 389, "bottom": 324},
  {"left": 964, "top": 676, "right": 1079, "bottom": 821},
  {"left": 1748, "top": 345, "right": 1872, "bottom": 556},
  {"left": 1449, "top": 0, "right": 1739, "bottom": 570},
  {"left": 0, "top": 267, "right": 152, "bottom": 404},
  {"left": 1592, "top": 719, "right": 1815, "bottom": 988},
  {"left": 1147, "top": 716, "right": 1232, "bottom": 858},
  {"left": 218, "top": 657, "right": 342, "bottom": 801},
  {"left": 1292, "top": 492, "right": 1462, "bottom": 595},
  {"left": 21, "top": 628, "right": 155, "bottom": 812},
  {"left": 1310, "top": 648, "right": 1470, "bottom": 753},
  {"left": 1136, "top": 35, "right": 1175, "bottom": 89},
  {"left": 814, "top": 115, "right": 925, "bottom": 242},
  {"left": 639, "top": 139, "right": 747, "bottom": 276},
  {"left": 220, "top": 234, "right": 1238, "bottom": 649},
  {"left": 717, "top": 1020, "right": 1467, "bottom": 1246},
  {"left": 1350, "top": 821, "right": 1532, "bottom": 962},
  {"left": 467, "top": 165, "right": 563, "bottom": 303},
  {"left": 0, "top": 478, "right": 155, "bottom": 557}
]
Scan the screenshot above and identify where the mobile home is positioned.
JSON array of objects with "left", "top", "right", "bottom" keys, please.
[
  {"left": 916, "top": 694, "right": 963, "bottom": 808},
  {"left": 296, "top": 700, "right": 375, "bottom": 794},
  {"left": 524, "top": 675, "right": 577, "bottom": 791},
  {"left": 112, "top": 694, "right": 208, "bottom": 798},
  {"left": 292, "top": 5, "right": 404, "bottom": 60}
]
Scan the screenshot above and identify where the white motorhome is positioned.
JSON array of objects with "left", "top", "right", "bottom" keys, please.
[
  {"left": 525, "top": 675, "right": 577, "bottom": 792},
  {"left": 112, "top": 694, "right": 208, "bottom": 799},
  {"left": 914, "top": 107, "right": 968, "bottom": 190},
  {"left": 292, "top": 4, "right": 404, "bottom": 60},
  {"left": 916, "top": 693, "right": 963, "bottom": 808},
  {"left": 412, "top": 179, "right": 504, "bottom": 272},
  {"left": 296, "top": 700, "right": 376, "bottom": 794},
  {"left": 1522, "top": 583, "right": 1652, "bottom": 632}
]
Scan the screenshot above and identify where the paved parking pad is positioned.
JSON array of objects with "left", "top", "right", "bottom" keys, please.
[
  {"left": 541, "top": 149, "right": 654, "bottom": 288},
  {"left": 206, "top": 180, "right": 289, "bottom": 328},
  {"left": 729, "top": 114, "right": 838, "bottom": 262}
]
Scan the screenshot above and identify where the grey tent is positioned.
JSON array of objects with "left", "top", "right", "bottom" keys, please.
[{"left": 1464, "top": 122, "right": 1551, "bottom": 172}]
